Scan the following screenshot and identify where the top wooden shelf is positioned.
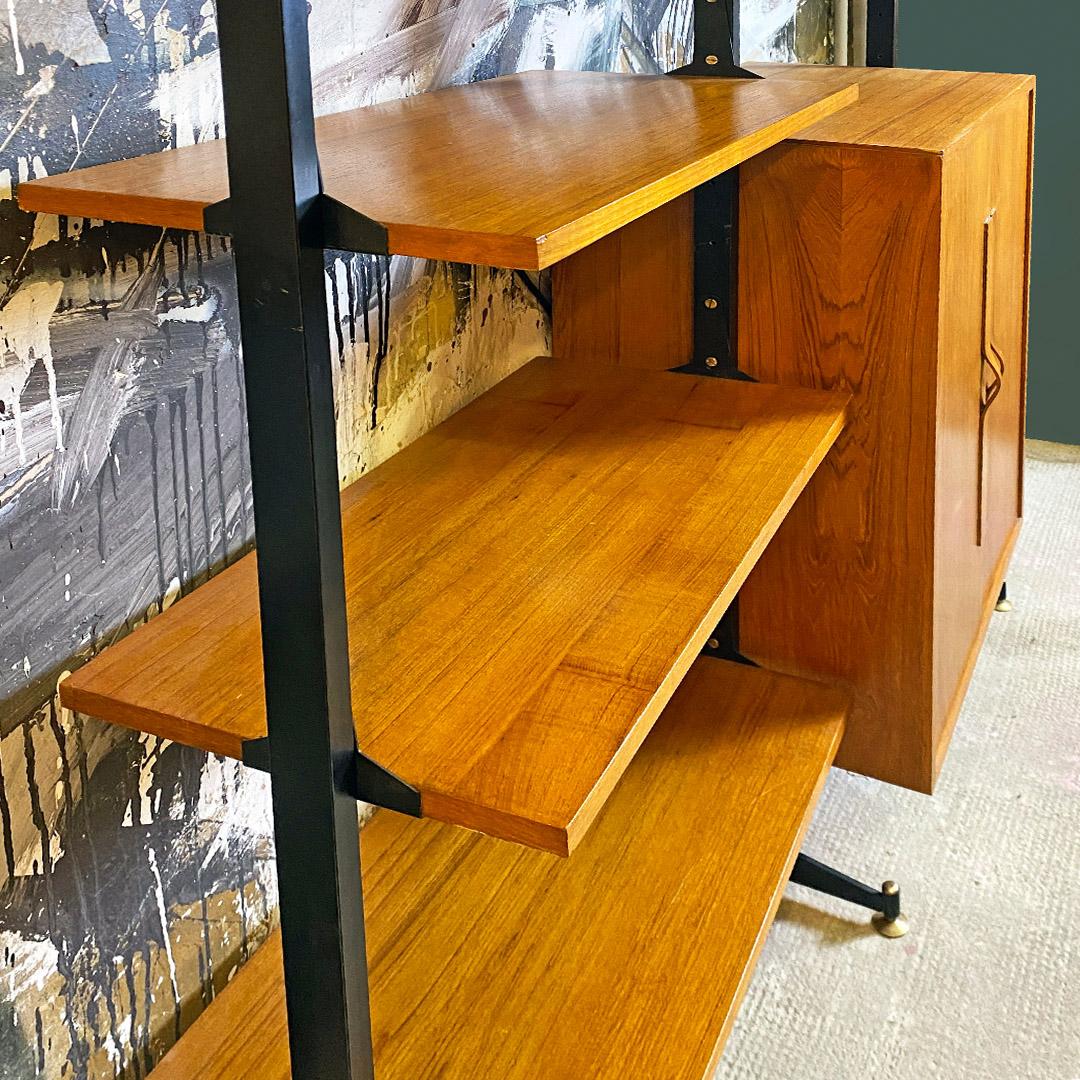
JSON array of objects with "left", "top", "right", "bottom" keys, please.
[
  {"left": 60, "top": 357, "right": 847, "bottom": 855},
  {"left": 18, "top": 68, "right": 859, "bottom": 269}
]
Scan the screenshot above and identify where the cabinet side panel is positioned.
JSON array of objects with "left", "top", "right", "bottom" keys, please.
[
  {"left": 551, "top": 195, "right": 692, "bottom": 370},
  {"left": 932, "top": 92, "right": 1031, "bottom": 775},
  {"left": 738, "top": 141, "right": 940, "bottom": 792}
]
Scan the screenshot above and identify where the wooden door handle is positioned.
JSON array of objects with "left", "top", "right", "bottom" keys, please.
[
  {"left": 977, "top": 208, "right": 1004, "bottom": 546},
  {"left": 980, "top": 209, "right": 1005, "bottom": 409}
]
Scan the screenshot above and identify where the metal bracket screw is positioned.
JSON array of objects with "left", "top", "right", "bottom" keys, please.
[
  {"left": 705, "top": 356, "right": 719, "bottom": 368},
  {"left": 705, "top": 55, "right": 719, "bottom": 65},
  {"left": 704, "top": 297, "right": 719, "bottom": 309}
]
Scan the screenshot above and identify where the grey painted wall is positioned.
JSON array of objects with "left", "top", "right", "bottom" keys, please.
[{"left": 899, "top": 0, "right": 1079, "bottom": 445}]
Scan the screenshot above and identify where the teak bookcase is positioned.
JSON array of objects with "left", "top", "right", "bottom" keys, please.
[{"left": 20, "top": 1, "right": 1032, "bottom": 1076}]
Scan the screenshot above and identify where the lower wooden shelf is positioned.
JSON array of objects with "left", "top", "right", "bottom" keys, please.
[
  {"left": 149, "top": 658, "right": 847, "bottom": 1080},
  {"left": 60, "top": 358, "right": 847, "bottom": 855}
]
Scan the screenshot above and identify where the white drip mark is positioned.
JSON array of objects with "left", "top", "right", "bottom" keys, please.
[
  {"left": 6, "top": 0, "right": 23, "bottom": 75},
  {"left": 148, "top": 848, "right": 180, "bottom": 1009},
  {"left": 11, "top": 395, "right": 26, "bottom": 465},
  {"left": 44, "top": 352, "right": 64, "bottom": 452},
  {"left": 0, "top": 280, "right": 65, "bottom": 462}
]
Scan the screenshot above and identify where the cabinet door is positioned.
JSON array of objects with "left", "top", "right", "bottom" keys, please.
[
  {"left": 981, "top": 91, "right": 1033, "bottom": 565},
  {"left": 933, "top": 91, "right": 1033, "bottom": 769}
]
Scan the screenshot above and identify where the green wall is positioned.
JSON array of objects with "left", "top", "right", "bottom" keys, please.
[{"left": 899, "top": 0, "right": 1080, "bottom": 444}]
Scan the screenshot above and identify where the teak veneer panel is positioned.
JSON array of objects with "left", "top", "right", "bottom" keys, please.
[
  {"left": 932, "top": 86, "right": 1031, "bottom": 769},
  {"left": 552, "top": 194, "right": 694, "bottom": 370},
  {"left": 736, "top": 67, "right": 1033, "bottom": 792},
  {"left": 61, "top": 358, "right": 847, "bottom": 853},
  {"left": 150, "top": 659, "right": 847, "bottom": 1080},
  {"left": 763, "top": 64, "right": 1034, "bottom": 153},
  {"left": 19, "top": 69, "right": 860, "bottom": 269}
]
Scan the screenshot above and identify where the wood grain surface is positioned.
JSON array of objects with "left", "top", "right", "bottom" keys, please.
[
  {"left": 552, "top": 194, "right": 693, "bottom": 369},
  {"left": 737, "top": 71, "right": 1032, "bottom": 792},
  {"left": 61, "top": 358, "right": 848, "bottom": 853},
  {"left": 19, "top": 69, "right": 860, "bottom": 269},
  {"left": 932, "top": 87, "right": 1032, "bottom": 767},
  {"left": 149, "top": 659, "right": 847, "bottom": 1080},
  {"left": 752, "top": 63, "right": 1034, "bottom": 153},
  {"left": 737, "top": 139, "right": 941, "bottom": 791}
]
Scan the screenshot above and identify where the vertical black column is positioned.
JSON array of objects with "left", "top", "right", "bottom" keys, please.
[
  {"left": 214, "top": 2, "right": 373, "bottom": 1078},
  {"left": 866, "top": 0, "right": 899, "bottom": 66}
]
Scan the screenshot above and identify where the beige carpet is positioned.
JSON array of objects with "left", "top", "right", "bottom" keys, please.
[{"left": 716, "top": 441, "right": 1080, "bottom": 1080}]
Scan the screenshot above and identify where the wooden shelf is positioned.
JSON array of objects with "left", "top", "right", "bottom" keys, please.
[
  {"left": 147, "top": 659, "right": 848, "bottom": 1080},
  {"left": 60, "top": 358, "right": 847, "bottom": 854},
  {"left": 19, "top": 68, "right": 859, "bottom": 269}
]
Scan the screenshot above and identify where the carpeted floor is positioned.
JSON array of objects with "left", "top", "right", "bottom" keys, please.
[{"left": 716, "top": 441, "right": 1080, "bottom": 1080}]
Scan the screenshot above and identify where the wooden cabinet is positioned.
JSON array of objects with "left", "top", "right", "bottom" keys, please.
[{"left": 738, "top": 67, "right": 1035, "bottom": 792}]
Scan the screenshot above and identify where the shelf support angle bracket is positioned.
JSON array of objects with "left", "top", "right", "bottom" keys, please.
[
  {"left": 241, "top": 736, "right": 421, "bottom": 817},
  {"left": 669, "top": 0, "right": 763, "bottom": 79},
  {"left": 202, "top": 194, "right": 389, "bottom": 255}
]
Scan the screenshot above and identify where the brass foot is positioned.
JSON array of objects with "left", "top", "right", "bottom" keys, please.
[
  {"left": 872, "top": 912, "right": 910, "bottom": 938},
  {"left": 995, "top": 597, "right": 1013, "bottom": 612},
  {"left": 872, "top": 881, "right": 909, "bottom": 938}
]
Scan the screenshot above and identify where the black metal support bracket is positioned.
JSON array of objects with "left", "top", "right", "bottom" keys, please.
[
  {"left": 669, "top": 168, "right": 757, "bottom": 382},
  {"left": 670, "top": 0, "right": 762, "bottom": 79},
  {"left": 701, "top": 599, "right": 758, "bottom": 666},
  {"left": 790, "top": 853, "right": 909, "bottom": 938},
  {"left": 203, "top": 194, "right": 389, "bottom": 254},
  {"left": 241, "top": 737, "right": 422, "bottom": 816},
  {"left": 201, "top": 197, "right": 233, "bottom": 236}
]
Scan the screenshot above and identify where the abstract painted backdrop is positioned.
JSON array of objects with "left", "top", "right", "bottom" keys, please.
[{"left": 0, "top": 1, "right": 831, "bottom": 1076}]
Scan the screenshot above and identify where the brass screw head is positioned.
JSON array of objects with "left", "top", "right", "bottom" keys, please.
[
  {"left": 705, "top": 54, "right": 719, "bottom": 65},
  {"left": 705, "top": 356, "right": 719, "bottom": 368},
  {"left": 707, "top": 637, "right": 720, "bottom": 650},
  {"left": 704, "top": 297, "right": 719, "bottom": 309},
  {"left": 883, "top": 881, "right": 899, "bottom": 896}
]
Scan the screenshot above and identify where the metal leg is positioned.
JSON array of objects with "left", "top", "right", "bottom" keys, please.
[
  {"left": 996, "top": 581, "right": 1013, "bottom": 612},
  {"left": 790, "top": 853, "right": 909, "bottom": 939}
]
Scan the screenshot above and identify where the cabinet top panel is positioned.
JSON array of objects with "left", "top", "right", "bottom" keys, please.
[
  {"left": 19, "top": 68, "right": 860, "bottom": 269},
  {"left": 759, "top": 64, "right": 1034, "bottom": 154}
]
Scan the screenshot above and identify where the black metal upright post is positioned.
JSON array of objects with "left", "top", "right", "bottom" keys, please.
[
  {"left": 671, "top": 0, "right": 755, "bottom": 380},
  {"left": 215, "top": 2, "right": 374, "bottom": 1078},
  {"left": 866, "top": 0, "right": 899, "bottom": 66}
]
